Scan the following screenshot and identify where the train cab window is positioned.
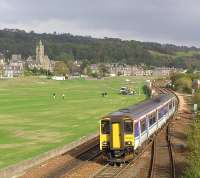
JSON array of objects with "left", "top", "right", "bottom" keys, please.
[
  {"left": 101, "top": 120, "right": 110, "bottom": 134},
  {"left": 124, "top": 120, "right": 133, "bottom": 134},
  {"left": 141, "top": 119, "right": 146, "bottom": 133}
]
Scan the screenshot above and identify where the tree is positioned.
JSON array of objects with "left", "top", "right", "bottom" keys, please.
[
  {"left": 56, "top": 52, "right": 74, "bottom": 62},
  {"left": 54, "top": 61, "right": 69, "bottom": 76},
  {"left": 86, "top": 66, "right": 92, "bottom": 76},
  {"left": 98, "top": 64, "right": 109, "bottom": 77},
  {"left": 80, "top": 60, "right": 89, "bottom": 74},
  {"left": 66, "top": 60, "right": 74, "bottom": 74}
]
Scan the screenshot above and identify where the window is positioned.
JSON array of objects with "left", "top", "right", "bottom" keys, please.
[
  {"left": 149, "top": 112, "right": 156, "bottom": 127},
  {"left": 169, "top": 101, "right": 172, "bottom": 109},
  {"left": 134, "top": 122, "right": 139, "bottom": 137},
  {"left": 124, "top": 120, "right": 133, "bottom": 134},
  {"left": 141, "top": 119, "right": 146, "bottom": 133},
  {"left": 158, "top": 104, "right": 168, "bottom": 119},
  {"left": 101, "top": 120, "right": 110, "bottom": 134}
]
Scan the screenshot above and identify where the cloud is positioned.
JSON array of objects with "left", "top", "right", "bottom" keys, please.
[{"left": 0, "top": 0, "right": 200, "bottom": 46}]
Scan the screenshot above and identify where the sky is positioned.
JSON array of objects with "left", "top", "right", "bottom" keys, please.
[{"left": 0, "top": 0, "right": 200, "bottom": 46}]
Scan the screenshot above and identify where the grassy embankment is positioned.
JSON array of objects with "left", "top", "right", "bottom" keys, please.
[
  {"left": 182, "top": 92, "right": 200, "bottom": 178},
  {"left": 0, "top": 76, "right": 147, "bottom": 169},
  {"left": 171, "top": 73, "right": 200, "bottom": 177}
]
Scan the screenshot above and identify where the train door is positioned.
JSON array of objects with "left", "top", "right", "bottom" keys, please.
[{"left": 112, "top": 123, "right": 121, "bottom": 149}]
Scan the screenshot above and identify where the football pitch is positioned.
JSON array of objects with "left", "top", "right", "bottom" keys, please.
[{"left": 0, "top": 76, "right": 147, "bottom": 169}]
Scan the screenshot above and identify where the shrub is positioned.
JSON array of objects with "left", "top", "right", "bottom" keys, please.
[{"left": 174, "top": 76, "right": 192, "bottom": 93}]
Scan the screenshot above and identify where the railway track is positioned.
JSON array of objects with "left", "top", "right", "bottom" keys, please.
[
  {"left": 149, "top": 125, "right": 175, "bottom": 178},
  {"left": 92, "top": 140, "right": 153, "bottom": 178}
]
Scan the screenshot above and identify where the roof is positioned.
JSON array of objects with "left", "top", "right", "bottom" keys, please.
[{"left": 105, "top": 94, "right": 175, "bottom": 120}]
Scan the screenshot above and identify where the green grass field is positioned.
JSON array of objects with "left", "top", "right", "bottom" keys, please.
[{"left": 0, "top": 76, "right": 147, "bottom": 169}]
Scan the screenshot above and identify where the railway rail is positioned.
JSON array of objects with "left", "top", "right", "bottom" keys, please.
[{"left": 149, "top": 124, "right": 175, "bottom": 178}]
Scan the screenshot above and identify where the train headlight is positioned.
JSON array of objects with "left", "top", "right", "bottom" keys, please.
[
  {"left": 125, "top": 141, "right": 132, "bottom": 145},
  {"left": 102, "top": 141, "right": 109, "bottom": 146}
]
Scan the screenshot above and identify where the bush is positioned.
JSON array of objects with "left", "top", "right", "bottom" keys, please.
[
  {"left": 91, "top": 72, "right": 98, "bottom": 78},
  {"left": 170, "top": 73, "right": 192, "bottom": 93},
  {"left": 174, "top": 76, "right": 192, "bottom": 93},
  {"left": 193, "top": 92, "right": 200, "bottom": 104}
]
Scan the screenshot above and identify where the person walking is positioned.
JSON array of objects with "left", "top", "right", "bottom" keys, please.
[{"left": 62, "top": 93, "right": 65, "bottom": 99}]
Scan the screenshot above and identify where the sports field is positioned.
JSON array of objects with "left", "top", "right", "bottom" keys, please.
[{"left": 0, "top": 76, "right": 147, "bottom": 169}]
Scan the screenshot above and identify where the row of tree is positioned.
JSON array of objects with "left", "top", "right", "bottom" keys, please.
[{"left": 1, "top": 29, "right": 200, "bottom": 69}]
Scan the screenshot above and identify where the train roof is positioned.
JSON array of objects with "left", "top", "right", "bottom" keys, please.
[{"left": 104, "top": 94, "right": 175, "bottom": 120}]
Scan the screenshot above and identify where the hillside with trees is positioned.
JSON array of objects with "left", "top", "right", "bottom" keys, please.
[{"left": 1, "top": 28, "right": 200, "bottom": 69}]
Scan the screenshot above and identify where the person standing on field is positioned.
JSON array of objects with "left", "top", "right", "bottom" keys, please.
[
  {"left": 53, "top": 93, "right": 56, "bottom": 99},
  {"left": 62, "top": 93, "right": 65, "bottom": 99}
]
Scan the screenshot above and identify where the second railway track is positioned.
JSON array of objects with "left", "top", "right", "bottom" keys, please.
[{"left": 149, "top": 124, "right": 175, "bottom": 178}]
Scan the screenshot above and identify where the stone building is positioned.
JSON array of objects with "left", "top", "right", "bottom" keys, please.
[
  {"left": 109, "top": 64, "right": 152, "bottom": 76},
  {"left": 26, "top": 56, "right": 37, "bottom": 69},
  {"left": 152, "top": 67, "right": 174, "bottom": 76},
  {"left": 11, "top": 54, "right": 22, "bottom": 62},
  {"left": 0, "top": 53, "right": 5, "bottom": 77},
  {"left": 35, "top": 40, "right": 54, "bottom": 72},
  {"left": 9, "top": 60, "right": 24, "bottom": 76}
]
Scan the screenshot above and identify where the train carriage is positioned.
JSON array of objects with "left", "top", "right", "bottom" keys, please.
[{"left": 100, "top": 94, "right": 176, "bottom": 163}]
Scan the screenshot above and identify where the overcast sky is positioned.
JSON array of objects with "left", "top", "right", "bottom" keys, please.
[{"left": 0, "top": 0, "right": 200, "bottom": 46}]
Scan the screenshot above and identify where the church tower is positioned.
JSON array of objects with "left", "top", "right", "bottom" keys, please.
[{"left": 36, "top": 40, "right": 45, "bottom": 64}]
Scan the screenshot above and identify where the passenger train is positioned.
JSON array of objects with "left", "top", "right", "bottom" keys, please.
[{"left": 99, "top": 94, "right": 177, "bottom": 163}]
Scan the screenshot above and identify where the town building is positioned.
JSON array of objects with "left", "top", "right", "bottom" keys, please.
[
  {"left": 9, "top": 59, "right": 24, "bottom": 76},
  {"left": 0, "top": 53, "right": 5, "bottom": 77},
  {"left": 3, "top": 65, "right": 13, "bottom": 78},
  {"left": 26, "top": 40, "right": 55, "bottom": 72},
  {"left": 108, "top": 64, "right": 151, "bottom": 76},
  {"left": 11, "top": 54, "right": 22, "bottom": 62},
  {"left": 35, "top": 40, "right": 54, "bottom": 72},
  {"left": 152, "top": 67, "right": 176, "bottom": 76}
]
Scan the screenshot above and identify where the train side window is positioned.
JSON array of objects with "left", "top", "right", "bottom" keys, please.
[
  {"left": 158, "top": 104, "right": 168, "bottom": 119},
  {"left": 149, "top": 113, "right": 156, "bottom": 126},
  {"left": 101, "top": 120, "right": 110, "bottom": 134},
  {"left": 124, "top": 120, "right": 133, "bottom": 134},
  {"left": 141, "top": 119, "right": 146, "bottom": 133},
  {"left": 134, "top": 122, "right": 139, "bottom": 137},
  {"left": 169, "top": 101, "right": 172, "bottom": 109}
]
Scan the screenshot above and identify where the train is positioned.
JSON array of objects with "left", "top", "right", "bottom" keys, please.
[{"left": 99, "top": 93, "right": 177, "bottom": 163}]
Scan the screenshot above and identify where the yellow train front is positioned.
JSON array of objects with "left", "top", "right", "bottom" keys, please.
[
  {"left": 100, "top": 117, "right": 134, "bottom": 163},
  {"left": 99, "top": 94, "right": 177, "bottom": 163}
]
